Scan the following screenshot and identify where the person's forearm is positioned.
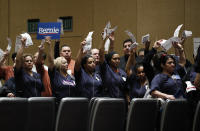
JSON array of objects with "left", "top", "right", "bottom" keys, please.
[
  {"left": 151, "top": 90, "right": 175, "bottom": 100},
  {"left": 108, "top": 40, "right": 114, "bottom": 53},
  {"left": 47, "top": 44, "right": 54, "bottom": 69},
  {"left": 178, "top": 48, "right": 186, "bottom": 67},
  {"left": 99, "top": 39, "right": 106, "bottom": 64},
  {"left": 15, "top": 44, "right": 25, "bottom": 69},
  {"left": 75, "top": 48, "right": 83, "bottom": 72},
  {"left": 125, "top": 53, "right": 135, "bottom": 77}
]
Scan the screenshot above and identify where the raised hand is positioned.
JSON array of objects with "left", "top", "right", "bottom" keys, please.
[
  {"left": 21, "top": 37, "right": 27, "bottom": 46},
  {"left": 45, "top": 36, "right": 51, "bottom": 45},
  {"left": 153, "top": 40, "right": 161, "bottom": 49},
  {"left": 172, "top": 41, "right": 183, "bottom": 51},
  {"left": 144, "top": 40, "right": 151, "bottom": 50},
  {"left": 108, "top": 32, "right": 115, "bottom": 42}
]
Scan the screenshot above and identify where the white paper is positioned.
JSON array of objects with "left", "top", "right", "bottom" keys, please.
[
  {"left": 170, "top": 37, "right": 181, "bottom": 43},
  {"left": 6, "top": 37, "right": 12, "bottom": 52},
  {"left": 125, "top": 30, "right": 136, "bottom": 43},
  {"left": 21, "top": 32, "right": 33, "bottom": 47},
  {"left": 129, "top": 42, "right": 138, "bottom": 51},
  {"left": 193, "top": 38, "right": 200, "bottom": 57},
  {"left": 182, "top": 30, "right": 192, "bottom": 38},
  {"left": 107, "top": 26, "right": 118, "bottom": 35},
  {"left": 142, "top": 34, "right": 150, "bottom": 44},
  {"left": 0, "top": 48, "right": 4, "bottom": 62},
  {"left": 15, "top": 36, "right": 22, "bottom": 52},
  {"left": 104, "top": 39, "right": 110, "bottom": 52},
  {"left": 161, "top": 39, "right": 172, "bottom": 51},
  {"left": 102, "top": 21, "right": 117, "bottom": 40},
  {"left": 174, "top": 24, "right": 183, "bottom": 37},
  {"left": 84, "top": 31, "right": 94, "bottom": 52},
  {"left": 185, "top": 81, "right": 196, "bottom": 93},
  {"left": 57, "top": 19, "right": 64, "bottom": 35},
  {"left": 105, "top": 21, "right": 111, "bottom": 29},
  {"left": 159, "top": 39, "right": 167, "bottom": 45},
  {"left": 102, "top": 28, "right": 107, "bottom": 40}
]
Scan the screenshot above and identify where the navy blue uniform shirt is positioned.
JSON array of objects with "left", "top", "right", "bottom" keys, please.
[
  {"left": 150, "top": 73, "right": 185, "bottom": 98},
  {"left": 75, "top": 67, "right": 102, "bottom": 99},
  {"left": 100, "top": 61, "right": 128, "bottom": 98},
  {"left": 48, "top": 67, "right": 76, "bottom": 100},
  {"left": 127, "top": 74, "right": 147, "bottom": 99},
  {"left": 15, "top": 67, "right": 44, "bottom": 97}
]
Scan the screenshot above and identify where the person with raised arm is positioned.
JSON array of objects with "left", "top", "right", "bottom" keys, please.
[
  {"left": 125, "top": 44, "right": 149, "bottom": 99},
  {"left": 46, "top": 37, "right": 76, "bottom": 101},
  {"left": 14, "top": 37, "right": 44, "bottom": 97},
  {"left": 150, "top": 42, "right": 186, "bottom": 100},
  {"left": 99, "top": 32, "right": 128, "bottom": 99},
  {"left": 74, "top": 40, "right": 103, "bottom": 99},
  {"left": 34, "top": 43, "right": 52, "bottom": 97}
]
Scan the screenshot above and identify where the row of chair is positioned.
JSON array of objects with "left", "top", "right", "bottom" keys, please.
[{"left": 0, "top": 97, "right": 199, "bottom": 131}]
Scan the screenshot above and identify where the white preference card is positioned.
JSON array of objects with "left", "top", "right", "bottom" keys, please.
[
  {"left": 170, "top": 37, "right": 181, "bottom": 43},
  {"left": 159, "top": 39, "right": 167, "bottom": 45},
  {"left": 185, "top": 81, "right": 196, "bottom": 93},
  {"left": 102, "top": 21, "right": 111, "bottom": 40},
  {"left": 129, "top": 42, "right": 138, "bottom": 51},
  {"left": 105, "top": 21, "right": 111, "bottom": 29},
  {"left": 104, "top": 39, "right": 110, "bottom": 52},
  {"left": 193, "top": 38, "right": 200, "bottom": 57},
  {"left": 125, "top": 30, "right": 136, "bottom": 43},
  {"left": 21, "top": 32, "right": 33, "bottom": 47},
  {"left": 107, "top": 26, "right": 118, "bottom": 35},
  {"left": 174, "top": 24, "right": 183, "bottom": 37},
  {"left": 182, "top": 30, "right": 192, "bottom": 38},
  {"left": 142, "top": 34, "right": 150, "bottom": 44},
  {"left": 161, "top": 39, "right": 172, "bottom": 51},
  {"left": 84, "top": 31, "right": 94, "bottom": 52},
  {"left": 15, "top": 35, "right": 22, "bottom": 52},
  {"left": 6, "top": 37, "right": 12, "bottom": 52}
]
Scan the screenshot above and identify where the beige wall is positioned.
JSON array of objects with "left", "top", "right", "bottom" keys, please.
[{"left": 0, "top": 0, "right": 200, "bottom": 65}]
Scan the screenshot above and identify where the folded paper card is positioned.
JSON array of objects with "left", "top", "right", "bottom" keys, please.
[
  {"left": 84, "top": 31, "right": 94, "bottom": 52},
  {"left": 21, "top": 32, "right": 33, "bottom": 47},
  {"left": 142, "top": 34, "right": 150, "bottom": 44},
  {"left": 125, "top": 30, "right": 136, "bottom": 43}
]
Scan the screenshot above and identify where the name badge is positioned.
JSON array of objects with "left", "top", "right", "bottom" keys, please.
[
  {"left": 96, "top": 76, "right": 100, "bottom": 81},
  {"left": 171, "top": 74, "right": 181, "bottom": 80},
  {"left": 122, "top": 77, "right": 126, "bottom": 81}
]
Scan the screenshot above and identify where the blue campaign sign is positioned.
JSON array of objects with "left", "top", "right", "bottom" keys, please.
[{"left": 37, "top": 22, "right": 61, "bottom": 39}]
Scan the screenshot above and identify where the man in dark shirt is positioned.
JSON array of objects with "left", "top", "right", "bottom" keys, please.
[{"left": 119, "top": 39, "right": 132, "bottom": 71}]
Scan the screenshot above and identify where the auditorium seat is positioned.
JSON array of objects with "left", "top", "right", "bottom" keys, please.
[
  {"left": 0, "top": 97, "right": 28, "bottom": 131},
  {"left": 193, "top": 101, "right": 200, "bottom": 131},
  {"left": 26, "top": 97, "right": 56, "bottom": 131},
  {"left": 89, "top": 98, "right": 126, "bottom": 131},
  {"left": 55, "top": 97, "right": 89, "bottom": 131},
  {"left": 160, "top": 99, "right": 193, "bottom": 131},
  {"left": 126, "top": 98, "right": 160, "bottom": 131}
]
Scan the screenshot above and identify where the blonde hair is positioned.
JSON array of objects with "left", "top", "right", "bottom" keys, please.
[{"left": 54, "top": 57, "right": 67, "bottom": 71}]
